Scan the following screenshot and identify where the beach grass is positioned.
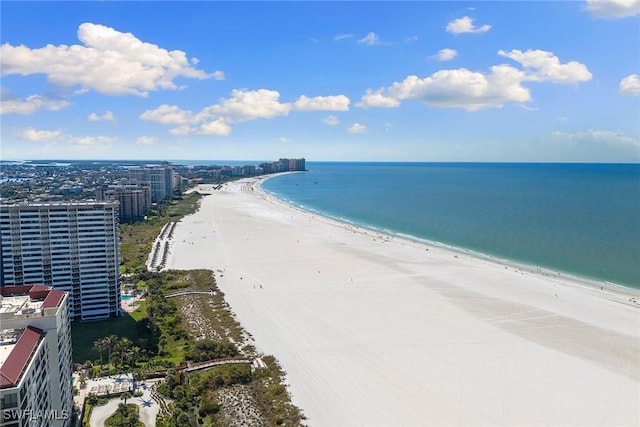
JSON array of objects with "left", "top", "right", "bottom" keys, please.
[{"left": 168, "top": 270, "right": 306, "bottom": 426}]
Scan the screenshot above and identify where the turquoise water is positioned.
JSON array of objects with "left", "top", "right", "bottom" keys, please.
[
  {"left": 261, "top": 162, "right": 640, "bottom": 289},
  {"left": 121, "top": 294, "right": 133, "bottom": 301}
]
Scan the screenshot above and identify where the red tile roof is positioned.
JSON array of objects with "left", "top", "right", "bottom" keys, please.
[
  {"left": 1, "top": 284, "right": 51, "bottom": 298},
  {"left": 0, "top": 326, "right": 44, "bottom": 389},
  {"left": 28, "top": 285, "right": 51, "bottom": 300},
  {"left": 0, "top": 285, "right": 33, "bottom": 297},
  {"left": 42, "top": 290, "right": 65, "bottom": 309}
]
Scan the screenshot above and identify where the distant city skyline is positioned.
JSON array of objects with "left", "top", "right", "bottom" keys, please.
[{"left": 1, "top": 1, "right": 639, "bottom": 162}]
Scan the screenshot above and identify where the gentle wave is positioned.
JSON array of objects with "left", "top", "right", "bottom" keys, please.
[{"left": 262, "top": 162, "right": 640, "bottom": 289}]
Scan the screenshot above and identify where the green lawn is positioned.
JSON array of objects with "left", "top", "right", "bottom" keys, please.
[{"left": 71, "top": 314, "right": 141, "bottom": 364}]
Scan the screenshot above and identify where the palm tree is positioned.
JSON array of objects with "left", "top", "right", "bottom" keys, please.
[
  {"left": 116, "top": 337, "right": 132, "bottom": 368},
  {"left": 93, "top": 338, "right": 108, "bottom": 366},
  {"left": 120, "top": 391, "right": 132, "bottom": 405},
  {"left": 132, "top": 369, "right": 144, "bottom": 393},
  {"left": 126, "top": 346, "right": 142, "bottom": 371},
  {"left": 104, "top": 335, "right": 118, "bottom": 366}
]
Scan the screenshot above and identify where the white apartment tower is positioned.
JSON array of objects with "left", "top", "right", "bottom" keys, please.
[
  {"left": 0, "top": 285, "right": 73, "bottom": 427},
  {"left": 128, "top": 165, "right": 175, "bottom": 203},
  {"left": 0, "top": 202, "right": 120, "bottom": 321},
  {"left": 95, "top": 183, "right": 151, "bottom": 223}
]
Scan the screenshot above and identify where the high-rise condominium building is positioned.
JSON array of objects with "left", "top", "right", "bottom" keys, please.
[
  {"left": 0, "top": 202, "right": 120, "bottom": 321},
  {"left": 128, "top": 165, "right": 175, "bottom": 203},
  {"left": 95, "top": 183, "right": 151, "bottom": 223},
  {"left": 0, "top": 285, "right": 73, "bottom": 427}
]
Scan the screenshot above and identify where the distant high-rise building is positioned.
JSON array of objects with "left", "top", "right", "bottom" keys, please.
[
  {"left": 96, "top": 183, "right": 151, "bottom": 223},
  {"left": 292, "top": 158, "right": 306, "bottom": 171},
  {"left": 0, "top": 202, "right": 120, "bottom": 321},
  {"left": 0, "top": 285, "right": 73, "bottom": 427},
  {"left": 278, "top": 158, "right": 290, "bottom": 172},
  {"left": 258, "top": 162, "right": 273, "bottom": 174},
  {"left": 128, "top": 165, "right": 175, "bottom": 203},
  {"left": 277, "top": 158, "right": 305, "bottom": 172}
]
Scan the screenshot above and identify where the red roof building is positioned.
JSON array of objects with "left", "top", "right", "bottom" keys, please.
[{"left": 0, "top": 285, "right": 73, "bottom": 427}]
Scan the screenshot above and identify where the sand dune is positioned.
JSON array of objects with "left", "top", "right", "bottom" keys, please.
[{"left": 167, "top": 179, "right": 640, "bottom": 426}]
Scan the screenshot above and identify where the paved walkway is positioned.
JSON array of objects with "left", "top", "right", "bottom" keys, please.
[
  {"left": 75, "top": 374, "right": 162, "bottom": 427},
  {"left": 165, "top": 290, "right": 215, "bottom": 298},
  {"left": 183, "top": 357, "right": 250, "bottom": 372}
]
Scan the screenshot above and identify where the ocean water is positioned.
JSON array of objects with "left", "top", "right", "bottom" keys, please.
[{"left": 261, "top": 162, "right": 640, "bottom": 290}]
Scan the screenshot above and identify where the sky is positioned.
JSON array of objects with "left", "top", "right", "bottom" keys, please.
[{"left": 1, "top": 0, "right": 639, "bottom": 162}]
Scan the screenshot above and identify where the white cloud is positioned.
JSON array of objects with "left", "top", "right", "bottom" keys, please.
[
  {"left": 278, "top": 137, "right": 292, "bottom": 143},
  {"left": 390, "top": 66, "right": 530, "bottom": 111},
  {"left": 357, "top": 88, "right": 401, "bottom": 108},
  {"left": 584, "top": 0, "right": 640, "bottom": 18},
  {"left": 334, "top": 33, "right": 354, "bottom": 41},
  {"left": 358, "top": 32, "right": 382, "bottom": 46},
  {"left": 135, "top": 136, "right": 158, "bottom": 145},
  {"left": 19, "top": 128, "right": 63, "bottom": 142},
  {"left": 141, "top": 89, "right": 353, "bottom": 136},
  {"left": 432, "top": 48, "right": 458, "bottom": 61},
  {"left": 358, "top": 49, "right": 592, "bottom": 111},
  {"left": 322, "top": 115, "right": 340, "bottom": 126},
  {"left": 204, "top": 89, "right": 292, "bottom": 122},
  {"left": 212, "top": 70, "right": 225, "bottom": 80},
  {"left": 88, "top": 111, "right": 115, "bottom": 121},
  {"left": 143, "top": 89, "right": 354, "bottom": 136},
  {"left": 548, "top": 129, "right": 639, "bottom": 148},
  {"left": 405, "top": 36, "right": 419, "bottom": 44},
  {"left": 347, "top": 123, "right": 367, "bottom": 134},
  {"left": 140, "top": 104, "right": 195, "bottom": 125},
  {"left": 169, "top": 125, "right": 193, "bottom": 136},
  {"left": 498, "top": 49, "right": 592, "bottom": 84},
  {"left": 0, "top": 95, "right": 69, "bottom": 115},
  {"left": 1, "top": 22, "right": 215, "bottom": 96},
  {"left": 195, "top": 118, "right": 232, "bottom": 136},
  {"left": 16, "top": 128, "right": 116, "bottom": 147},
  {"left": 70, "top": 135, "right": 116, "bottom": 146},
  {"left": 360, "top": 66, "right": 530, "bottom": 111},
  {"left": 166, "top": 121, "right": 232, "bottom": 137},
  {"left": 446, "top": 16, "right": 491, "bottom": 34},
  {"left": 293, "top": 95, "right": 350, "bottom": 111},
  {"left": 619, "top": 74, "right": 640, "bottom": 96}
]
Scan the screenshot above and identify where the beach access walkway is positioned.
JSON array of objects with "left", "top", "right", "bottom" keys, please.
[
  {"left": 182, "top": 357, "right": 253, "bottom": 373},
  {"left": 147, "top": 221, "right": 177, "bottom": 271},
  {"left": 164, "top": 290, "right": 215, "bottom": 298}
]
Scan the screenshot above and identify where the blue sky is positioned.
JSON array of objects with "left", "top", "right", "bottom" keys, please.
[{"left": 1, "top": 1, "right": 639, "bottom": 162}]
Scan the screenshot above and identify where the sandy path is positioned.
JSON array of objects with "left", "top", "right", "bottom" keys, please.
[{"left": 167, "top": 180, "right": 640, "bottom": 426}]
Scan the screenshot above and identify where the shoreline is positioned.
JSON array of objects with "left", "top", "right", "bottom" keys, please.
[
  {"left": 167, "top": 178, "right": 640, "bottom": 425},
  {"left": 255, "top": 174, "right": 640, "bottom": 304}
]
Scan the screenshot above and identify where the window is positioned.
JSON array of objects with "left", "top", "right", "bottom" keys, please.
[{"left": 1, "top": 392, "right": 18, "bottom": 408}]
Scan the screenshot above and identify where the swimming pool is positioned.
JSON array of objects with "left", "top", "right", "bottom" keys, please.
[{"left": 121, "top": 294, "right": 133, "bottom": 301}]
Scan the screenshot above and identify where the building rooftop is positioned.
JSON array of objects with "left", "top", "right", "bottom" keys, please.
[
  {"left": 0, "top": 326, "right": 43, "bottom": 389},
  {"left": 0, "top": 286, "right": 66, "bottom": 389},
  {"left": 1, "top": 286, "right": 67, "bottom": 320},
  {"left": 0, "top": 294, "right": 46, "bottom": 316},
  {"left": 0, "top": 200, "right": 118, "bottom": 208}
]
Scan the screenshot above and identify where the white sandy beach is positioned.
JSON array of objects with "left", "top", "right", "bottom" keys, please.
[{"left": 167, "top": 179, "right": 639, "bottom": 426}]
